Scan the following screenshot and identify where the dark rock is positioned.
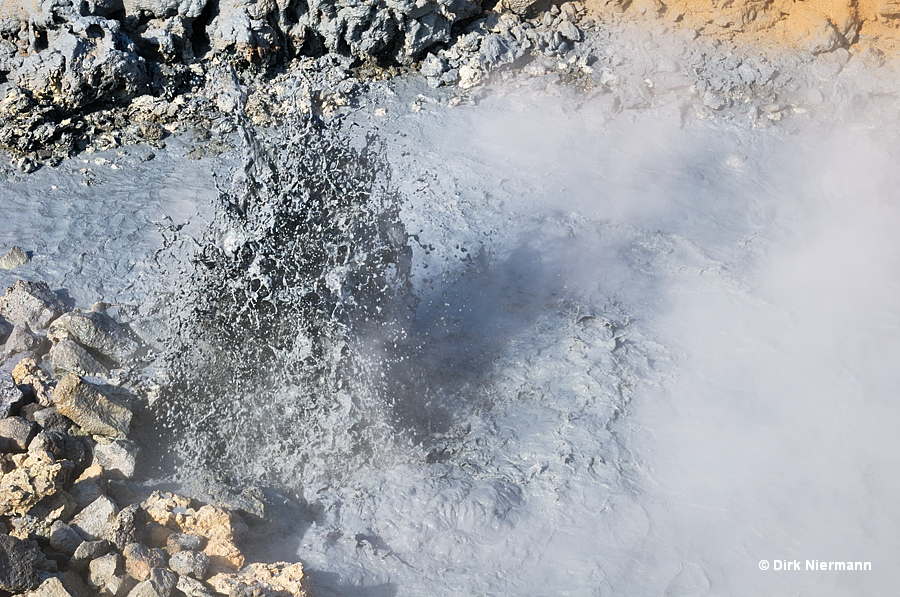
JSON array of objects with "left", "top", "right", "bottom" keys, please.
[
  {"left": 31, "top": 407, "right": 73, "bottom": 433},
  {"left": 57, "top": 569, "right": 93, "bottom": 597},
  {"left": 168, "top": 550, "right": 209, "bottom": 580},
  {"left": 51, "top": 375, "right": 132, "bottom": 438},
  {"left": 0, "top": 280, "right": 65, "bottom": 331},
  {"left": 28, "top": 430, "right": 88, "bottom": 469},
  {"left": 49, "top": 521, "right": 83, "bottom": 556},
  {"left": 0, "top": 415, "right": 36, "bottom": 450},
  {"left": 0, "top": 533, "right": 41, "bottom": 593},
  {"left": 113, "top": 504, "right": 147, "bottom": 550},
  {"left": 21, "top": 402, "right": 46, "bottom": 421},
  {"left": 0, "top": 370, "right": 27, "bottom": 418},
  {"left": 165, "top": 533, "right": 206, "bottom": 554},
  {"left": 0, "top": 318, "right": 10, "bottom": 342}
]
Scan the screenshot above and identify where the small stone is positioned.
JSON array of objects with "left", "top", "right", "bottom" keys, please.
[
  {"left": 0, "top": 533, "right": 42, "bottom": 593},
  {"left": 69, "top": 464, "right": 106, "bottom": 510},
  {"left": 144, "top": 523, "right": 175, "bottom": 548},
  {"left": 106, "top": 573, "right": 139, "bottom": 597},
  {"left": 123, "top": 543, "right": 167, "bottom": 582},
  {"left": 168, "top": 550, "right": 209, "bottom": 580},
  {"left": 0, "top": 246, "right": 30, "bottom": 270},
  {"left": 142, "top": 491, "right": 192, "bottom": 528},
  {"left": 57, "top": 569, "right": 93, "bottom": 597},
  {"left": 113, "top": 503, "right": 147, "bottom": 550},
  {"left": 420, "top": 53, "right": 447, "bottom": 78},
  {"left": 0, "top": 280, "right": 65, "bottom": 330},
  {"left": 127, "top": 568, "right": 177, "bottom": 597},
  {"left": 558, "top": 21, "right": 582, "bottom": 41},
  {"left": 11, "top": 358, "right": 55, "bottom": 407},
  {"left": 88, "top": 553, "right": 121, "bottom": 591},
  {"left": 8, "top": 513, "right": 55, "bottom": 541},
  {"left": 5, "top": 322, "right": 43, "bottom": 357},
  {"left": 0, "top": 370, "right": 27, "bottom": 418},
  {"left": 458, "top": 65, "right": 482, "bottom": 89},
  {"left": 22, "top": 576, "right": 75, "bottom": 597},
  {"left": 49, "top": 521, "right": 83, "bottom": 555},
  {"left": 28, "top": 430, "right": 88, "bottom": 468},
  {"left": 175, "top": 575, "right": 213, "bottom": 597},
  {"left": 0, "top": 318, "right": 10, "bottom": 342},
  {"left": 165, "top": 533, "right": 206, "bottom": 554},
  {"left": 0, "top": 415, "right": 37, "bottom": 450},
  {"left": 70, "top": 496, "right": 119, "bottom": 543},
  {"left": 178, "top": 505, "right": 247, "bottom": 570},
  {"left": 0, "top": 452, "right": 71, "bottom": 516},
  {"left": 51, "top": 375, "right": 132, "bottom": 438},
  {"left": 71, "top": 540, "right": 111, "bottom": 570},
  {"left": 31, "top": 408, "right": 72, "bottom": 433},
  {"left": 207, "top": 562, "right": 308, "bottom": 597},
  {"left": 27, "top": 491, "right": 76, "bottom": 528},
  {"left": 49, "top": 338, "right": 110, "bottom": 378},
  {"left": 47, "top": 311, "right": 139, "bottom": 366},
  {"left": 94, "top": 439, "right": 140, "bottom": 479}
]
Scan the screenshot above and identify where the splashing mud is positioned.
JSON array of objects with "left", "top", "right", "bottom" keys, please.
[{"left": 152, "top": 119, "right": 413, "bottom": 491}]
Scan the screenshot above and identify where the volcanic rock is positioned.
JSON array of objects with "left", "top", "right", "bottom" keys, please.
[
  {"left": 0, "top": 533, "right": 42, "bottom": 593},
  {"left": 165, "top": 533, "right": 206, "bottom": 554},
  {"left": 48, "top": 311, "right": 139, "bottom": 366},
  {"left": 124, "top": 543, "right": 168, "bottom": 581},
  {"left": 69, "top": 464, "right": 106, "bottom": 510},
  {"left": 49, "top": 338, "right": 111, "bottom": 379},
  {"left": 127, "top": 567, "right": 178, "bottom": 597},
  {"left": 0, "top": 415, "right": 36, "bottom": 450},
  {"left": 0, "top": 246, "right": 30, "bottom": 270},
  {"left": 94, "top": 439, "right": 140, "bottom": 479},
  {"left": 4, "top": 323, "right": 44, "bottom": 359},
  {"left": 31, "top": 408, "right": 73, "bottom": 433},
  {"left": 142, "top": 491, "right": 192, "bottom": 528},
  {"left": 0, "top": 281, "right": 65, "bottom": 331},
  {"left": 177, "top": 505, "right": 247, "bottom": 570},
  {"left": 11, "top": 358, "right": 54, "bottom": 407},
  {"left": 24, "top": 576, "right": 76, "bottom": 597},
  {"left": 113, "top": 503, "right": 148, "bottom": 549},
  {"left": 168, "top": 550, "right": 209, "bottom": 579},
  {"left": 175, "top": 575, "right": 214, "bottom": 597},
  {"left": 29, "top": 430, "right": 89, "bottom": 469},
  {"left": 207, "top": 562, "right": 308, "bottom": 597},
  {"left": 49, "top": 521, "right": 84, "bottom": 555},
  {"left": 0, "top": 371, "right": 26, "bottom": 418},
  {"left": 88, "top": 552, "right": 122, "bottom": 591},
  {"left": 70, "top": 496, "right": 119, "bottom": 543},
  {"left": 0, "top": 451, "right": 71, "bottom": 516},
  {"left": 71, "top": 540, "right": 112, "bottom": 570},
  {"left": 51, "top": 375, "right": 132, "bottom": 438}
]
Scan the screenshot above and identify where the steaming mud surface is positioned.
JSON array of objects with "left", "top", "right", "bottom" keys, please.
[{"left": 5, "top": 78, "right": 900, "bottom": 596}]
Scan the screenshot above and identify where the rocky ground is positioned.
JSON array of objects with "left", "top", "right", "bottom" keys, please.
[
  {"left": 1, "top": 0, "right": 900, "bottom": 166},
  {"left": 0, "top": 274, "right": 309, "bottom": 597}
]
